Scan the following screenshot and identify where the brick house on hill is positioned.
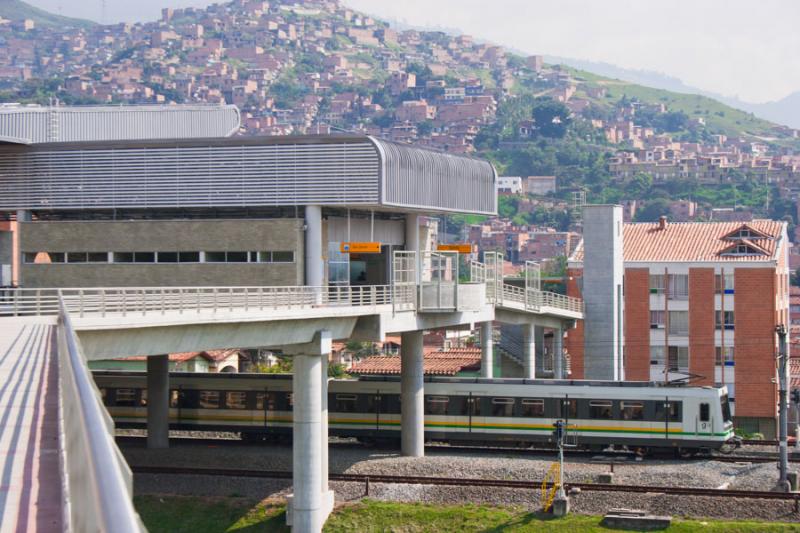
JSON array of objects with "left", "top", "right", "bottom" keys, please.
[{"left": 566, "top": 219, "right": 790, "bottom": 437}]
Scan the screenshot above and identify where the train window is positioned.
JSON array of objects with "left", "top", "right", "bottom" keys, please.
[
  {"left": 139, "top": 389, "right": 148, "bottom": 407},
  {"left": 170, "top": 390, "right": 179, "bottom": 408},
  {"left": 226, "top": 392, "right": 247, "bottom": 410},
  {"left": 655, "top": 401, "right": 682, "bottom": 422},
  {"left": 558, "top": 399, "right": 577, "bottom": 419},
  {"left": 335, "top": 394, "right": 358, "bottom": 413},
  {"left": 255, "top": 392, "right": 278, "bottom": 410},
  {"left": 521, "top": 399, "right": 545, "bottom": 417},
  {"left": 199, "top": 391, "right": 220, "bottom": 409},
  {"left": 491, "top": 397, "right": 514, "bottom": 417},
  {"left": 287, "top": 393, "right": 294, "bottom": 410},
  {"left": 381, "top": 394, "right": 401, "bottom": 414},
  {"left": 115, "top": 389, "right": 136, "bottom": 407},
  {"left": 621, "top": 402, "right": 644, "bottom": 421},
  {"left": 99, "top": 388, "right": 109, "bottom": 406},
  {"left": 589, "top": 400, "right": 613, "bottom": 419},
  {"left": 700, "top": 403, "right": 710, "bottom": 422},
  {"left": 425, "top": 396, "right": 449, "bottom": 416}
]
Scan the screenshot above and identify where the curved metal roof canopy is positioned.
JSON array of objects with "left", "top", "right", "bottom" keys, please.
[
  {"left": 0, "top": 104, "right": 241, "bottom": 143},
  {"left": 0, "top": 135, "right": 496, "bottom": 215}
]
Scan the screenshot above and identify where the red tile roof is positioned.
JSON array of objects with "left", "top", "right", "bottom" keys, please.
[
  {"left": 571, "top": 220, "right": 784, "bottom": 263},
  {"left": 350, "top": 348, "right": 481, "bottom": 376},
  {"left": 115, "top": 349, "right": 241, "bottom": 363}
]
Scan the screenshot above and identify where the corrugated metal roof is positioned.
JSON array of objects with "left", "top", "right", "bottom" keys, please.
[
  {"left": 570, "top": 220, "right": 785, "bottom": 263},
  {"left": 0, "top": 134, "right": 497, "bottom": 215},
  {"left": 0, "top": 104, "right": 240, "bottom": 143}
]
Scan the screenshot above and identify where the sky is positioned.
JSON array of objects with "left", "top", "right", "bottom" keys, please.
[{"left": 27, "top": 0, "right": 800, "bottom": 104}]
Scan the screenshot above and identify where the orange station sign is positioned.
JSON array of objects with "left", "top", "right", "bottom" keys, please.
[
  {"left": 437, "top": 243, "right": 475, "bottom": 254},
  {"left": 340, "top": 242, "right": 382, "bottom": 254}
]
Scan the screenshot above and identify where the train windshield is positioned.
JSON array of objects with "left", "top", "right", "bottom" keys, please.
[{"left": 720, "top": 394, "right": 733, "bottom": 423}]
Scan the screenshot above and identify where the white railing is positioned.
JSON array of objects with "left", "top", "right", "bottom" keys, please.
[
  {"left": 58, "top": 299, "right": 144, "bottom": 532},
  {"left": 0, "top": 285, "right": 410, "bottom": 318},
  {"left": 0, "top": 281, "right": 581, "bottom": 319},
  {"left": 500, "top": 284, "right": 584, "bottom": 314}
]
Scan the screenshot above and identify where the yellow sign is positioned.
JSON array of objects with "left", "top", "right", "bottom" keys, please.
[
  {"left": 340, "top": 242, "right": 382, "bottom": 254},
  {"left": 437, "top": 243, "right": 474, "bottom": 254}
]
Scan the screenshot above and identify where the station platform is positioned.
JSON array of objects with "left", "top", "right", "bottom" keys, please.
[{"left": 0, "top": 317, "right": 62, "bottom": 532}]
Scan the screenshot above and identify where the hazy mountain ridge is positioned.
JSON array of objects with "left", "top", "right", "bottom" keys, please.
[
  {"left": 0, "top": 0, "right": 95, "bottom": 28},
  {"left": 547, "top": 55, "right": 800, "bottom": 130}
]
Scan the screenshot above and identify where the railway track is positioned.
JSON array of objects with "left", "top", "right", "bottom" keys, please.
[
  {"left": 131, "top": 464, "right": 800, "bottom": 502},
  {"left": 117, "top": 435, "right": 794, "bottom": 464}
]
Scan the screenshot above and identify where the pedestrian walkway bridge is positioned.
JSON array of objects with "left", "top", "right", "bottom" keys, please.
[{"left": 0, "top": 254, "right": 582, "bottom": 531}]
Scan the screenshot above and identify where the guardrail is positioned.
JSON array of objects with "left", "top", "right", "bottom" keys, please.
[
  {"left": 0, "top": 281, "right": 581, "bottom": 319},
  {"left": 57, "top": 298, "right": 144, "bottom": 532},
  {"left": 500, "top": 284, "right": 583, "bottom": 314},
  {"left": 1, "top": 285, "right": 414, "bottom": 318}
]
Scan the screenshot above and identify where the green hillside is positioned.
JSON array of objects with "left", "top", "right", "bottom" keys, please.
[
  {"left": 565, "top": 66, "right": 787, "bottom": 141},
  {"left": 0, "top": 0, "right": 95, "bottom": 28}
]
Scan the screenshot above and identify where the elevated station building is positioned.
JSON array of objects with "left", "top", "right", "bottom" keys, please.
[{"left": 0, "top": 120, "right": 582, "bottom": 531}]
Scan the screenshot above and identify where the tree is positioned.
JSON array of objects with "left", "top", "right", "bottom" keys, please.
[
  {"left": 625, "top": 172, "right": 653, "bottom": 197},
  {"left": 634, "top": 198, "right": 671, "bottom": 222},
  {"left": 532, "top": 97, "right": 571, "bottom": 138}
]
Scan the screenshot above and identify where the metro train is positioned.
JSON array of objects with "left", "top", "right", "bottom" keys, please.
[{"left": 93, "top": 371, "right": 738, "bottom": 454}]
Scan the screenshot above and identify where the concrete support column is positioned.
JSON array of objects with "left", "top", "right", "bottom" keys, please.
[
  {"left": 480, "top": 322, "right": 493, "bottom": 378},
  {"left": 14, "top": 210, "right": 30, "bottom": 287},
  {"left": 320, "top": 351, "right": 329, "bottom": 493},
  {"left": 305, "top": 205, "right": 324, "bottom": 287},
  {"left": 405, "top": 213, "right": 420, "bottom": 283},
  {"left": 401, "top": 330, "right": 424, "bottom": 457},
  {"left": 553, "top": 327, "right": 564, "bottom": 379},
  {"left": 292, "top": 353, "right": 323, "bottom": 532},
  {"left": 146, "top": 354, "right": 169, "bottom": 449},
  {"left": 522, "top": 323, "right": 536, "bottom": 379},
  {"left": 285, "top": 331, "right": 333, "bottom": 532}
]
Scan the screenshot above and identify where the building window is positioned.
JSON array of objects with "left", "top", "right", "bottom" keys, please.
[
  {"left": 668, "top": 311, "right": 689, "bottom": 336},
  {"left": 668, "top": 346, "right": 689, "bottom": 371},
  {"left": 715, "top": 346, "right": 734, "bottom": 366},
  {"left": 179, "top": 252, "right": 200, "bottom": 263},
  {"left": 67, "top": 252, "right": 87, "bottom": 263},
  {"left": 715, "top": 311, "right": 734, "bottom": 330},
  {"left": 157, "top": 252, "right": 179, "bottom": 263},
  {"left": 667, "top": 274, "right": 689, "bottom": 300},
  {"left": 650, "top": 310, "right": 665, "bottom": 329},
  {"left": 134, "top": 252, "right": 155, "bottom": 263},
  {"left": 114, "top": 252, "right": 134, "bottom": 263},
  {"left": 650, "top": 346, "right": 665, "bottom": 365},
  {"left": 715, "top": 273, "right": 734, "bottom": 294},
  {"left": 649, "top": 274, "right": 665, "bottom": 294}
]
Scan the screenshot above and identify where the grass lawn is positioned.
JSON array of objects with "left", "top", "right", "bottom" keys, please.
[{"left": 135, "top": 496, "right": 800, "bottom": 532}]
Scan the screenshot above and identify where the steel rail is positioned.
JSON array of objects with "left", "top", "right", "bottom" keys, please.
[{"left": 130, "top": 465, "right": 800, "bottom": 501}]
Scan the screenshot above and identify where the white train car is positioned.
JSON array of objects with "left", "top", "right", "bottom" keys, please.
[{"left": 94, "top": 372, "right": 737, "bottom": 454}]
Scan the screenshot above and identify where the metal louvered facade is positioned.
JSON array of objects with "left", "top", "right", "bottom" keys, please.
[
  {"left": 0, "top": 135, "right": 496, "bottom": 215},
  {"left": 374, "top": 138, "right": 497, "bottom": 214},
  {"left": 0, "top": 104, "right": 240, "bottom": 144}
]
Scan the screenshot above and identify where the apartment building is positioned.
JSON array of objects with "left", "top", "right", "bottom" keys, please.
[{"left": 567, "top": 218, "right": 790, "bottom": 437}]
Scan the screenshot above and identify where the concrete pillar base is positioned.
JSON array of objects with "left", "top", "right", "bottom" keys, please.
[
  {"left": 551, "top": 496, "right": 570, "bottom": 517},
  {"left": 286, "top": 490, "right": 334, "bottom": 530},
  {"left": 480, "top": 321, "right": 493, "bottom": 379},
  {"left": 787, "top": 471, "right": 798, "bottom": 492}
]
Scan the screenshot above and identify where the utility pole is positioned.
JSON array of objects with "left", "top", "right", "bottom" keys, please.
[{"left": 776, "top": 324, "right": 790, "bottom": 491}]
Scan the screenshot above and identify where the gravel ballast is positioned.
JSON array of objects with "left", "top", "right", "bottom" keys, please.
[{"left": 123, "top": 438, "right": 800, "bottom": 522}]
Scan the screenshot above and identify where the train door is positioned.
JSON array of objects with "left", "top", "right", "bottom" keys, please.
[
  {"left": 664, "top": 396, "right": 670, "bottom": 440},
  {"left": 262, "top": 388, "right": 269, "bottom": 429},
  {"left": 697, "top": 401, "right": 711, "bottom": 437},
  {"left": 374, "top": 389, "right": 381, "bottom": 432},
  {"left": 468, "top": 393, "right": 474, "bottom": 434}
]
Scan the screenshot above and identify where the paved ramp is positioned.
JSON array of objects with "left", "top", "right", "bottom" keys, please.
[{"left": 0, "top": 318, "right": 62, "bottom": 532}]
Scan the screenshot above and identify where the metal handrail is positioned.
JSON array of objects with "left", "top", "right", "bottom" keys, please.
[
  {"left": 58, "top": 297, "right": 144, "bottom": 532},
  {"left": 0, "top": 282, "right": 582, "bottom": 318}
]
